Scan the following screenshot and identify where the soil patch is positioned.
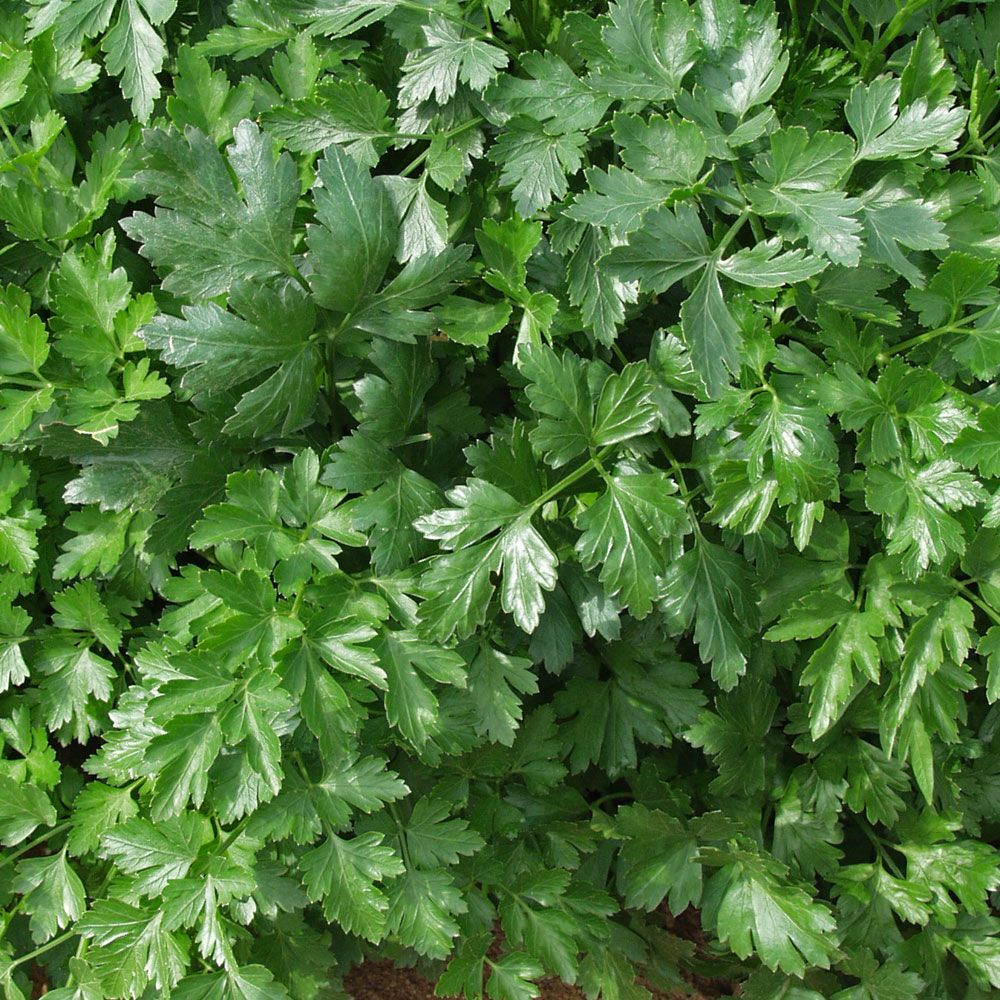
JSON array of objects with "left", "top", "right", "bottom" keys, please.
[{"left": 344, "top": 960, "right": 714, "bottom": 1000}]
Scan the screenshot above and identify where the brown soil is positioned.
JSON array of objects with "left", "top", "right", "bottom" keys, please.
[
  {"left": 344, "top": 960, "right": 713, "bottom": 1000},
  {"left": 344, "top": 908, "right": 737, "bottom": 1000}
]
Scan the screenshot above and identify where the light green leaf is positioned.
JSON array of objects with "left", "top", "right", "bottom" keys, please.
[
  {"left": 488, "top": 119, "right": 586, "bottom": 216},
  {"left": 14, "top": 850, "right": 86, "bottom": 943},
  {"left": 661, "top": 538, "right": 755, "bottom": 689},
  {"left": 0, "top": 776, "right": 56, "bottom": 846},
  {"left": 575, "top": 470, "right": 685, "bottom": 617},
  {"left": 399, "top": 16, "right": 507, "bottom": 106},
  {"left": 306, "top": 143, "right": 397, "bottom": 313},
  {"left": 846, "top": 77, "right": 967, "bottom": 161},
  {"left": 299, "top": 831, "right": 404, "bottom": 941},
  {"left": 122, "top": 120, "right": 298, "bottom": 299},
  {"left": 703, "top": 847, "right": 838, "bottom": 976},
  {"left": 467, "top": 644, "right": 538, "bottom": 746}
]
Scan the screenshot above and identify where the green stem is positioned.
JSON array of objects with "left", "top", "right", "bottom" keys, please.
[
  {"left": 0, "top": 897, "right": 25, "bottom": 944},
  {"left": 399, "top": 0, "right": 515, "bottom": 54},
  {"left": 731, "top": 163, "right": 765, "bottom": 242},
  {"left": 217, "top": 816, "right": 251, "bottom": 855},
  {"left": 837, "top": 0, "right": 865, "bottom": 55},
  {"left": 393, "top": 119, "right": 483, "bottom": 143},
  {"left": 0, "top": 110, "right": 24, "bottom": 159},
  {"left": 531, "top": 446, "right": 616, "bottom": 511},
  {"left": 7, "top": 929, "right": 75, "bottom": 972},
  {"left": 590, "top": 790, "right": 634, "bottom": 812},
  {"left": 885, "top": 306, "right": 996, "bottom": 356},
  {"left": 0, "top": 375, "right": 49, "bottom": 390},
  {"left": 388, "top": 803, "right": 414, "bottom": 870},
  {"left": 956, "top": 582, "right": 1000, "bottom": 627},
  {"left": 287, "top": 264, "right": 312, "bottom": 295},
  {"left": 856, "top": 816, "right": 904, "bottom": 878},
  {"left": 715, "top": 209, "right": 751, "bottom": 257},
  {"left": 707, "top": 187, "right": 746, "bottom": 211},
  {"left": 0, "top": 821, "right": 72, "bottom": 870},
  {"left": 399, "top": 147, "right": 430, "bottom": 178},
  {"left": 398, "top": 431, "right": 434, "bottom": 446},
  {"left": 860, "top": 0, "right": 933, "bottom": 76}
]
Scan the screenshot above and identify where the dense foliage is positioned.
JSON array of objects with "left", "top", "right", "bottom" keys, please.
[{"left": 2, "top": 0, "right": 1000, "bottom": 996}]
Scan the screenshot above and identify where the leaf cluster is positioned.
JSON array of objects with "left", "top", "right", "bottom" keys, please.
[{"left": 2, "top": 0, "right": 1000, "bottom": 998}]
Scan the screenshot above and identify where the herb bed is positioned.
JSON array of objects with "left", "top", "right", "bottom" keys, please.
[{"left": 1, "top": 0, "right": 1000, "bottom": 998}]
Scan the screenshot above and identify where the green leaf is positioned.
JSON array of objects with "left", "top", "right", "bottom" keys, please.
[
  {"left": 263, "top": 78, "right": 391, "bottom": 160},
  {"left": 99, "top": 813, "right": 207, "bottom": 896},
  {"left": 37, "top": 644, "right": 116, "bottom": 743},
  {"left": 437, "top": 932, "right": 492, "bottom": 999},
  {"left": 953, "top": 406, "right": 1000, "bottom": 477},
  {"left": 488, "top": 52, "right": 609, "bottom": 133},
  {"left": 746, "top": 393, "right": 838, "bottom": 499},
  {"left": 748, "top": 128, "right": 861, "bottom": 265},
  {"left": 323, "top": 434, "right": 440, "bottom": 572},
  {"left": 978, "top": 626, "right": 1000, "bottom": 702},
  {"left": 613, "top": 113, "right": 707, "bottom": 185},
  {"left": 167, "top": 46, "right": 254, "bottom": 146},
  {"left": 697, "top": 1, "right": 787, "bottom": 116},
  {"left": 382, "top": 176, "right": 449, "bottom": 263},
  {"left": 144, "top": 712, "right": 224, "bottom": 820},
  {"left": 594, "top": 0, "right": 699, "bottom": 102},
  {"left": 831, "top": 959, "right": 924, "bottom": 1000},
  {"left": 767, "top": 595, "right": 883, "bottom": 738},
  {"left": 661, "top": 538, "right": 756, "bottom": 689},
  {"left": 305, "top": 143, "right": 397, "bottom": 313},
  {"left": 702, "top": 845, "right": 838, "bottom": 976},
  {"left": 417, "top": 478, "right": 558, "bottom": 635},
  {"left": 79, "top": 900, "right": 188, "bottom": 998},
  {"left": 565, "top": 167, "right": 673, "bottom": 235},
  {"left": 386, "top": 868, "right": 466, "bottom": 959},
  {"left": 173, "top": 964, "right": 292, "bottom": 1000},
  {"left": 467, "top": 644, "right": 538, "bottom": 746},
  {"left": 102, "top": 0, "right": 176, "bottom": 121},
  {"left": 488, "top": 119, "right": 586, "bottom": 216},
  {"left": 399, "top": 17, "right": 507, "bottom": 106},
  {"left": 142, "top": 281, "right": 320, "bottom": 436},
  {"left": 687, "top": 678, "right": 778, "bottom": 795},
  {"left": 520, "top": 345, "right": 593, "bottom": 467},
  {"left": 899, "top": 830, "right": 1000, "bottom": 925},
  {"left": 122, "top": 120, "right": 298, "bottom": 299},
  {"left": 556, "top": 628, "right": 704, "bottom": 775},
  {"left": 905, "top": 253, "right": 997, "bottom": 329},
  {"left": 593, "top": 364, "right": 660, "bottom": 446},
  {"left": 0, "top": 284, "right": 49, "bottom": 376},
  {"left": 299, "top": 831, "right": 404, "bottom": 940},
  {"left": 846, "top": 77, "right": 967, "bottom": 161},
  {"left": 487, "top": 953, "right": 544, "bottom": 1000},
  {"left": 0, "top": 603, "right": 30, "bottom": 694},
  {"left": 376, "top": 629, "right": 466, "bottom": 748},
  {"left": 680, "top": 263, "right": 741, "bottom": 399},
  {"left": 865, "top": 461, "right": 986, "bottom": 577},
  {"left": 269, "top": 755, "right": 407, "bottom": 840},
  {"left": 0, "top": 775, "right": 55, "bottom": 846},
  {"left": 575, "top": 469, "right": 685, "bottom": 617},
  {"left": 67, "top": 781, "right": 139, "bottom": 855},
  {"left": 614, "top": 805, "right": 701, "bottom": 914},
  {"left": 880, "top": 596, "right": 974, "bottom": 751},
  {"left": 404, "top": 795, "right": 485, "bottom": 868},
  {"left": 718, "top": 240, "right": 827, "bottom": 287},
  {"left": 604, "top": 203, "right": 710, "bottom": 292},
  {"left": 434, "top": 296, "right": 512, "bottom": 347},
  {"left": 858, "top": 181, "right": 947, "bottom": 285},
  {"left": 14, "top": 850, "right": 85, "bottom": 943}
]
